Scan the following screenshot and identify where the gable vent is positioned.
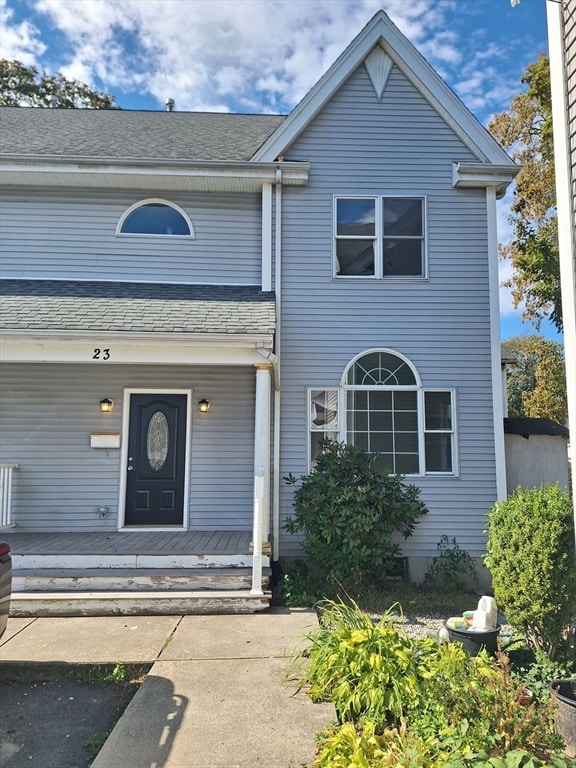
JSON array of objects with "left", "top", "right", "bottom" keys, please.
[{"left": 364, "top": 45, "right": 393, "bottom": 102}]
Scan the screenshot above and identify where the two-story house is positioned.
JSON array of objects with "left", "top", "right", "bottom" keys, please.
[{"left": 0, "top": 11, "right": 518, "bottom": 613}]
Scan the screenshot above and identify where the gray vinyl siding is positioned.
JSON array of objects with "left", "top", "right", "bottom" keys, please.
[
  {"left": 278, "top": 63, "right": 496, "bottom": 558},
  {"left": 0, "top": 190, "right": 262, "bottom": 286},
  {"left": 0, "top": 363, "right": 255, "bottom": 531}
]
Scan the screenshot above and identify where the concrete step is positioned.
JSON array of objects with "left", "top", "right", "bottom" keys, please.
[
  {"left": 9, "top": 590, "right": 272, "bottom": 617},
  {"left": 12, "top": 567, "right": 271, "bottom": 593}
]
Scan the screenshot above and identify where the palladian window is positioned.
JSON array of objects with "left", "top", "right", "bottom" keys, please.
[{"left": 308, "top": 350, "right": 456, "bottom": 475}]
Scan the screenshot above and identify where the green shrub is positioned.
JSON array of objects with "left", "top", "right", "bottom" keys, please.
[
  {"left": 284, "top": 440, "right": 427, "bottom": 583},
  {"left": 425, "top": 535, "right": 478, "bottom": 591},
  {"left": 293, "top": 598, "right": 437, "bottom": 725},
  {"left": 484, "top": 484, "right": 576, "bottom": 660}
]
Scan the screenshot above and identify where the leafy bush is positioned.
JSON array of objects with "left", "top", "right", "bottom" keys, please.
[
  {"left": 294, "top": 598, "right": 437, "bottom": 724},
  {"left": 485, "top": 484, "right": 576, "bottom": 660},
  {"left": 425, "top": 535, "right": 478, "bottom": 591},
  {"left": 281, "top": 559, "right": 332, "bottom": 607},
  {"left": 284, "top": 440, "right": 427, "bottom": 583}
]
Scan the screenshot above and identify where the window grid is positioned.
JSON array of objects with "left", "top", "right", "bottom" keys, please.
[{"left": 334, "top": 195, "right": 425, "bottom": 279}]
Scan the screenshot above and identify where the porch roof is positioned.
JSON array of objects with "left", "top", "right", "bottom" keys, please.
[{"left": 0, "top": 280, "right": 276, "bottom": 336}]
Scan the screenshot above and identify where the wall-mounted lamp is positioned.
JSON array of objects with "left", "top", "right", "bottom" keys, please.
[
  {"left": 198, "top": 398, "right": 210, "bottom": 413},
  {"left": 99, "top": 398, "right": 114, "bottom": 413}
]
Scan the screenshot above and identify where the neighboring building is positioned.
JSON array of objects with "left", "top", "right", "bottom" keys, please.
[
  {"left": 0, "top": 11, "right": 519, "bottom": 600},
  {"left": 504, "top": 417, "right": 570, "bottom": 492},
  {"left": 547, "top": 0, "right": 576, "bottom": 528}
]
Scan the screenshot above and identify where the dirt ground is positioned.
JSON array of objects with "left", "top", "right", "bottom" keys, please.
[{"left": 0, "top": 670, "right": 142, "bottom": 768}]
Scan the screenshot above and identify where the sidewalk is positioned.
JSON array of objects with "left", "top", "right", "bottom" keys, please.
[{"left": 0, "top": 609, "right": 335, "bottom": 768}]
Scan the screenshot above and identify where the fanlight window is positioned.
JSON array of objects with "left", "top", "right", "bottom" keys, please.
[{"left": 118, "top": 199, "right": 194, "bottom": 237}]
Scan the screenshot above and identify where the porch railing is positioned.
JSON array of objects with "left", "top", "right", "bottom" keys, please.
[{"left": 0, "top": 464, "right": 18, "bottom": 528}]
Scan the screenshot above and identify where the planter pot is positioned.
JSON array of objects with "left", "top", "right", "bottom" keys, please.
[
  {"left": 549, "top": 680, "right": 576, "bottom": 754},
  {"left": 444, "top": 624, "right": 501, "bottom": 657}
]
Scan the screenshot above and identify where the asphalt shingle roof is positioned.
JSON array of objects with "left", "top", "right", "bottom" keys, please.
[
  {"left": 504, "top": 417, "right": 569, "bottom": 438},
  {"left": 0, "top": 280, "right": 276, "bottom": 335},
  {"left": 0, "top": 107, "right": 286, "bottom": 162}
]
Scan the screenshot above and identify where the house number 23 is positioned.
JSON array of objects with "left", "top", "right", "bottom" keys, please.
[{"left": 92, "top": 348, "right": 111, "bottom": 360}]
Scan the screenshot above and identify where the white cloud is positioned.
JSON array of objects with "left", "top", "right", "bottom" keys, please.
[{"left": 0, "top": 0, "right": 46, "bottom": 64}]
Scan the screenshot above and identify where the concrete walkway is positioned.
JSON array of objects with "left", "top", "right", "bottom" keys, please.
[{"left": 0, "top": 609, "right": 335, "bottom": 768}]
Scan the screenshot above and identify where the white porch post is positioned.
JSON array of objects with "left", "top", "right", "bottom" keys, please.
[{"left": 253, "top": 364, "right": 272, "bottom": 554}]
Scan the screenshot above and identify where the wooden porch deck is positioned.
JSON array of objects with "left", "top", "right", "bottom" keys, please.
[{"left": 3, "top": 530, "right": 253, "bottom": 558}]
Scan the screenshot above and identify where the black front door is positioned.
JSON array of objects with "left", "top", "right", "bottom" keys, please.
[{"left": 125, "top": 393, "right": 187, "bottom": 526}]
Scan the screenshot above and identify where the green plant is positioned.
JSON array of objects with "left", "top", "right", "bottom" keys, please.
[
  {"left": 83, "top": 730, "right": 111, "bottom": 760},
  {"left": 75, "top": 661, "right": 127, "bottom": 686},
  {"left": 425, "top": 535, "right": 478, "bottom": 591},
  {"left": 284, "top": 440, "right": 427, "bottom": 583},
  {"left": 446, "top": 750, "right": 573, "bottom": 768},
  {"left": 293, "top": 598, "right": 437, "bottom": 725},
  {"left": 281, "top": 559, "right": 334, "bottom": 607},
  {"left": 485, "top": 484, "right": 576, "bottom": 660}
]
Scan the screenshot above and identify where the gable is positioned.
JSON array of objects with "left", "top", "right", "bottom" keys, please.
[{"left": 253, "top": 12, "right": 517, "bottom": 181}]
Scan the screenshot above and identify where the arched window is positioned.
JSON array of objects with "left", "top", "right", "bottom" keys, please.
[
  {"left": 117, "top": 199, "right": 194, "bottom": 237},
  {"left": 340, "top": 350, "right": 455, "bottom": 475}
]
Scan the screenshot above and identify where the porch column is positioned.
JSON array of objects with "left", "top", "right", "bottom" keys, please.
[{"left": 253, "top": 363, "right": 272, "bottom": 554}]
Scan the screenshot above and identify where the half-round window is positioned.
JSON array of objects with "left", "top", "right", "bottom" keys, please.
[{"left": 117, "top": 199, "right": 194, "bottom": 237}]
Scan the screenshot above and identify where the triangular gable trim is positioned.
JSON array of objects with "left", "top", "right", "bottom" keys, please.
[{"left": 252, "top": 11, "right": 516, "bottom": 171}]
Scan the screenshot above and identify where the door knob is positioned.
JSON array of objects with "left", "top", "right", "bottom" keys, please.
[{"left": 127, "top": 465, "right": 134, "bottom": 471}]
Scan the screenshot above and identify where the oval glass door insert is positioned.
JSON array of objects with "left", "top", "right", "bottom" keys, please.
[{"left": 147, "top": 411, "right": 169, "bottom": 471}]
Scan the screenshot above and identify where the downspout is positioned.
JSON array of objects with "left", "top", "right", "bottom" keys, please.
[{"left": 273, "top": 165, "right": 283, "bottom": 562}]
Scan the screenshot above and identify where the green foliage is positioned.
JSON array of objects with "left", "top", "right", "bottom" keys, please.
[
  {"left": 294, "top": 598, "right": 437, "bottom": 725},
  {"left": 281, "top": 559, "right": 333, "bottom": 607},
  {"left": 75, "top": 661, "right": 127, "bottom": 686},
  {"left": 502, "top": 335, "right": 567, "bottom": 424},
  {"left": 485, "top": 484, "right": 576, "bottom": 660},
  {"left": 446, "top": 750, "right": 573, "bottom": 768},
  {"left": 83, "top": 730, "right": 111, "bottom": 761},
  {"left": 488, "top": 55, "right": 561, "bottom": 331},
  {"left": 0, "top": 59, "right": 118, "bottom": 108},
  {"left": 425, "top": 536, "right": 478, "bottom": 591},
  {"left": 284, "top": 441, "right": 427, "bottom": 583},
  {"left": 509, "top": 647, "right": 575, "bottom": 703}
]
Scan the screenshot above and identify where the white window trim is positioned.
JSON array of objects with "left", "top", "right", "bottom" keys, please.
[
  {"left": 333, "top": 195, "right": 427, "bottom": 280},
  {"left": 421, "top": 388, "right": 458, "bottom": 476},
  {"left": 116, "top": 198, "right": 196, "bottom": 238},
  {"left": 307, "top": 387, "right": 344, "bottom": 469}
]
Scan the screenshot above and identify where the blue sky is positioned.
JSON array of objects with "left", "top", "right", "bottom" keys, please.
[{"left": 0, "top": 0, "right": 560, "bottom": 343}]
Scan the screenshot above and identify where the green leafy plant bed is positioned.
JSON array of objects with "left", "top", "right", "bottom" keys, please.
[{"left": 291, "top": 599, "right": 572, "bottom": 766}]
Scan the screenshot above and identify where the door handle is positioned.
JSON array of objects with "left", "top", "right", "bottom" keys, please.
[{"left": 127, "top": 465, "right": 134, "bottom": 471}]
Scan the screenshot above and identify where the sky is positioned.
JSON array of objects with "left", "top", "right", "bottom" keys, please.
[{"left": 0, "top": 0, "right": 561, "bottom": 343}]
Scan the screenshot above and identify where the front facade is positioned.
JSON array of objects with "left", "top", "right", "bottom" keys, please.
[{"left": 0, "top": 12, "right": 518, "bottom": 586}]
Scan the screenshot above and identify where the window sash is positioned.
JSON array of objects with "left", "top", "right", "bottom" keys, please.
[
  {"left": 334, "top": 196, "right": 425, "bottom": 278},
  {"left": 308, "top": 388, "right": 341, "bottom": 467}
]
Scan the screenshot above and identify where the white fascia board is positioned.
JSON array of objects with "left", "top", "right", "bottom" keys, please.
[
  {"left": 453, "top": 162, "right": 520, "bottom": 198},
  {"left": 0, "top": 331, "right": 274, "bottom": 365},
  {"left": 0, "top": 159, "right": 309, "bottom": 192},
  {"left": 253, "top": 11, "right": 516, "bottom": 168}
]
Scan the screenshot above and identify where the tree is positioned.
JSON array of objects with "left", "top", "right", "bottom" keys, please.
[
  {"left": 502, "top": 334, "right": 567, "bottom": 425},
  {"left": 0, "top": 59, "right": 118, "bottom": 109},
  {"left": 489, "top": 54, "right": 561, "bottom": 331}
]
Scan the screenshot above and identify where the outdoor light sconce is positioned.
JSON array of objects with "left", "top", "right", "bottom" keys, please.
[
  {"left": 99, "top": 398, "right": 114, "bottom": 413},
  {"left": 198, "top": 399, "right": 210, "bottom": 413}
]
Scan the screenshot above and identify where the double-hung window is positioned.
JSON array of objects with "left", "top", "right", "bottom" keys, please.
[{"left": 334, "top": 196, "right": 425, "bottom": 278}]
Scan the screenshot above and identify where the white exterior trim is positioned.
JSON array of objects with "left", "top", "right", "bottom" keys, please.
[
  {"left": 0, "top": 159, "right": 309, "bottom": 193},
  {"left": 261, "top": 183, "right": 273, "bottom": 292},
  {"left": 253, "top": 13, "right": 517, "bottom": 169},
  {"left": 548, "top": 0, "right": 576, "bottom": 530},
  {"left": 253, "top": 365, "right": 272, "bottom": 547},
  {"left": 0, "top": 334, "right": 274, "bottom": 365},
  {"left": 486, "top": 187, "right": 507, "bottom": 501},
  {"left": 118, "top": 388, "right": 192, "bottom": 531}
]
